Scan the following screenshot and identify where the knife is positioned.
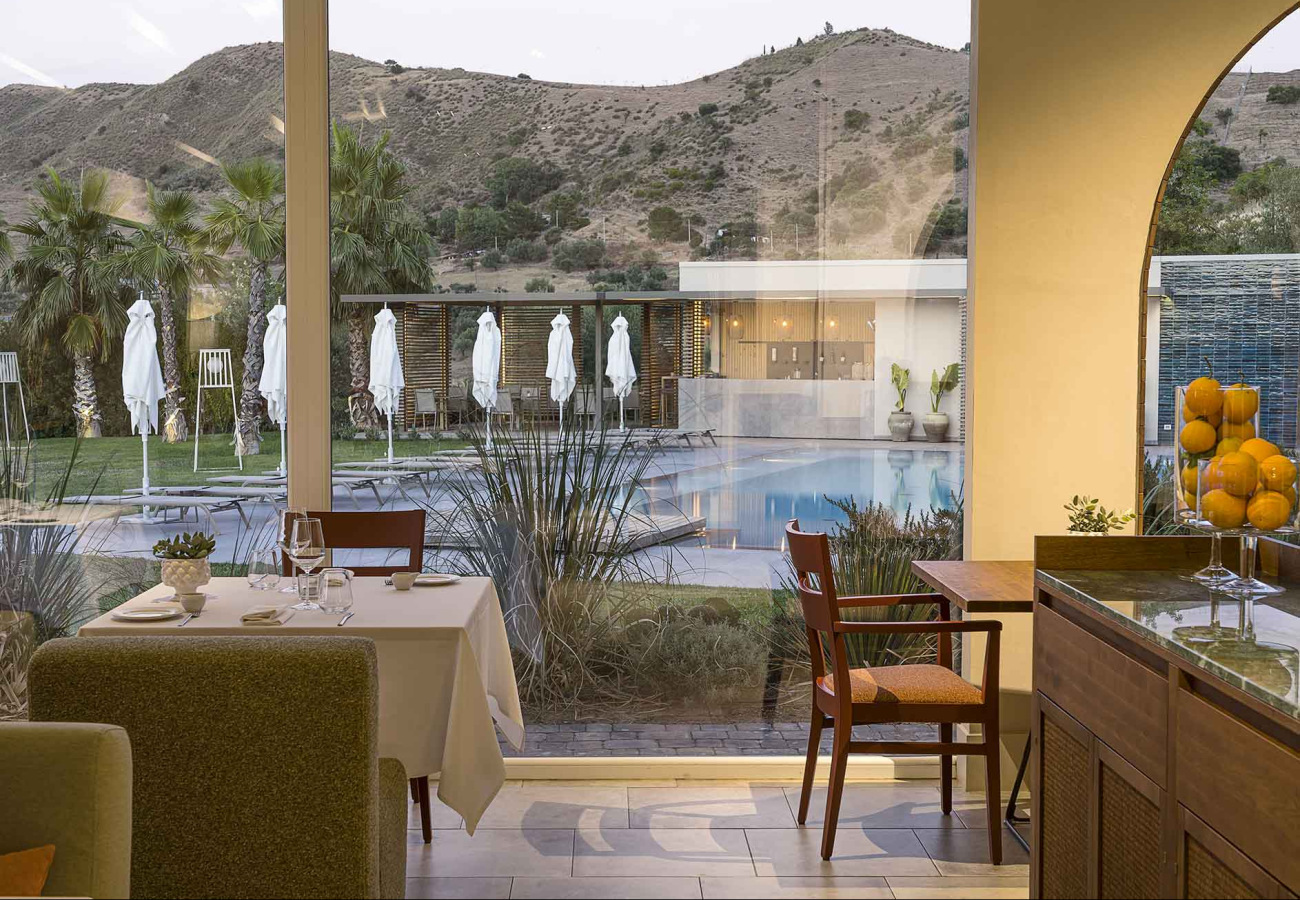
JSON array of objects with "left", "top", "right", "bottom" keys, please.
[{"left": 177, "top": 613, "right": 195, "bottom": 627}]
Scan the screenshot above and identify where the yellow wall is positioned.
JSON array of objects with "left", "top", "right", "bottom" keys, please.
[{"left": 966, "top": 0, "right": 1297, "bottom": 559}]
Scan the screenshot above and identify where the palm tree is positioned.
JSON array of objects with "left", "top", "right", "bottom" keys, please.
[
  {"left": 204, "top": 159, "right": 285, "bottom": 456},
  {"left": 9, "top": 169, "right": 129, "bottom": 438},
  {"left": 0, "top": 214, "right": 12, "bottom": 268},
  {"left": 330, "top": 123, "right": 432, "bottom": 430},
  {"left": 117, "top": 184, "right": 223, "bottom": 443}
]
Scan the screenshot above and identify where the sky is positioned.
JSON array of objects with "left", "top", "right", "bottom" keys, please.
[{"left": 0, "top": 1, "right": 1295, "bottom": 90}]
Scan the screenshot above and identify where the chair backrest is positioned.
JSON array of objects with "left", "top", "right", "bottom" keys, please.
[
  {"left": 495, "top": 390, "right": 515, "bottom": 415},
  {"left": 449, "top": 382, "right": 468, "bottom": 400},
  {"left": 624, "top": 390, "right": 641, "bottom": 410},
  {"left": 414, "top": 388, "right": 438, "bottom": 413},
  {"left": 283, "top": 509, "right": 426, "bottom": 576},
  {"left": 785, "top": 519, "right": 839, "bottom": 635},
  {"left": 0, "top": 721, "right": 131, "bottom": 899},
  {"left": 29, "top": 636, "right": 384, "bottom": 899},
  {"left": 521, "top": 385, "right": 539, "bottom": 402}
]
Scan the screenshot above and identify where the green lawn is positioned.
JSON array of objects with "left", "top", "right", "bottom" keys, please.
[{"left": 22, "top": 433, "right": 470, "bottom": 498}]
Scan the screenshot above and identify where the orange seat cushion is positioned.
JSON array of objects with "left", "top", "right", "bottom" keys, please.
[
  {"left": 0, "top": 845, "right": 55, "bottom": 898},
  {"left": 819, "top": 664, "right": 982, "bottom": 705}
]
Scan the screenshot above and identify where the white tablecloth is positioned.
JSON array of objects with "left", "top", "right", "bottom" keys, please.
[{"left": 79, "top": 576, "right": 524, "bottom": 832}]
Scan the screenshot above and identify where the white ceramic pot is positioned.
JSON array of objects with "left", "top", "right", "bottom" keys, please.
[
  {"left": 922, "top": 412, "right": 949, "bottom": 443},
  {"left": 160, "top": 557, "right": 211, "bottom": 597},
  {"left": 888, "top": 411, "right": 914, "bottom": 442}
]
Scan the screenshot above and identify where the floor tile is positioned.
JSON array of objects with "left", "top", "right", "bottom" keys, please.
[
  {"left": 511, "top": 876, "right": 704, "bottom": 899},
  {"left": 701, "top": 876, "right": 892, "bottom": 898},
  {"left": 572, "top": 828, "right": 756, "bottom": 877},
  {"left": 404, "top": 876, "right": 511, "bottom": 899},
  {"left": 746, "top": 827, "right": 939, "bottom": 877},
  {"left": 473, "top": 784, "right": 628, "bottom": 829},
  {"left": 408, "top": 795, "right": 465, "bottom": 830},
  {"left": 886, "top": 875, "right": 1030, "bottom": 898},
  {"left": 629, "top": 787, "right": 796, "bottom": 829},
  {"left": 406, "top": 829, "right": 574, "bottom": 878},
  {"left": 784, "top": 785, "right": 961, "bottom": 829},
  {"left": 914, "top": 829, "right": 1030, "bottom": 877}
]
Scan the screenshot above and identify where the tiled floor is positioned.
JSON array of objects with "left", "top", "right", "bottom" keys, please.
[{"left": 406, "top": 780, "right": 1029, "bottom": 899}]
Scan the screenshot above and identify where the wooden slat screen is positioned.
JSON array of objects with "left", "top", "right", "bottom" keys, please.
[{"left": 398, "top": 304, "right": 449, "bottom": 429}]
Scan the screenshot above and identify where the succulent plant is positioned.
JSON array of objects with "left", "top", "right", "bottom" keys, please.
[{"left": 152, "top": 532, "right": 216, "bottom": 560}]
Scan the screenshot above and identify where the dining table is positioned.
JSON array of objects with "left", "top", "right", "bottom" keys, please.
[{"left": 78, "top": 575, "right": 525, "bottom": 836}]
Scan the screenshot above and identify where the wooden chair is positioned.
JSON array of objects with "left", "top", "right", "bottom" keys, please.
[{"left": 785, "top": 519, "right": 1003, "bottom": 863}]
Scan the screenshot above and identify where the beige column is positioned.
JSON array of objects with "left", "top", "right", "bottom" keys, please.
[
  {"left": 961, "top": 0, "right": 1295, "bottom": 786},
  {"left": 282, "top": 0, "right": 332, "bottom": 512}
]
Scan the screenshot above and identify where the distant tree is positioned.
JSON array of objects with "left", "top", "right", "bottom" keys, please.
[
  {"left": 517, "top": 73, "right": 532, "bottom": 80},
  {"left": 481, "top": 249, "right": 504, "bottom": 270},
  {"left": 1259, "top": 127, "right": 1269, "bottom": 148},
  {"left": 551, "top": 238, "right": 606, "bottom": 272},
  {"left": 501, "top": 200, "right": 547, "bottom": 240},
  {"left": 1183, "top": 138, "right": 1243, "bottom": 181},
  {"left": 842, "top": 109, "right": 870, "bottom": 131},
  {"left": 697, "top": 102, "right": 719, "bottom": 117},
  {"left": 455, "top": 206, "right": 503, "bottom": 251},
  {"left": 953, "top": 147, "right": 968, "bottom": 171},
  {"left": 1266, "top": 84, "right": 1300, "bottom": 105},
  {"left": 823, "top": 21, "right": 834, "bottom": 35},
  {"left": 647, "top": 206, "right": 686, "bottom": 242},
  {"left": 384, "top": 59, "right": 405, "bottom": 74},
  {"left": 524, "top": 276, "right": 554, "bottom": 293},
  {"left": 430, "top": 206, "right": 459, "bottom": 244},
  {"left": 796, "top": 37, "right": 803, "bottom": 46},
  {"left": 485, "top": 157, "right": 563, "bottom": 207},
  {"left": 1214, "top": 106, "right": 1234, "bottom": 138},
  {"left": 505, "top": 239, "right": 547, "bottom": 263}
]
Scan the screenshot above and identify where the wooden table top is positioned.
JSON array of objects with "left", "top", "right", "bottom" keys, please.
[{"left": 911, "top": 559, "right": 1036, "bottom": 613}]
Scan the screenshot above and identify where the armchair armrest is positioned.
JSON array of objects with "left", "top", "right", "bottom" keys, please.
[
  {"left": 832, "top": 619, "right": 1001, "bottom": 635},
  {"left": 836, "top": 592, "right": 946, "bottom": 609}
]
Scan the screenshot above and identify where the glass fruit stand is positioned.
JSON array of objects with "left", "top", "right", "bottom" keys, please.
[{"left": 1175, "top": 369, "right": 1300, "bottom": 598}]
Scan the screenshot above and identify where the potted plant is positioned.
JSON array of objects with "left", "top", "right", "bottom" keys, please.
[
  {"left": 154, "top": 532, "right": 216, "bottom": 612},
  {"left": 1064, "top": 496, "right": 1135, "bottom": 535},
  {"left": 888, "top": 363, "right": 913, "bottom": 441},
  {"left": 924, "top": 363, "right": 960, "bottom": 443}
]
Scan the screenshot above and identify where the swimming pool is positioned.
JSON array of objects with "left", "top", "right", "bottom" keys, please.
[{"left": 640, "top": 446, "right": 964, "bottom": 550}]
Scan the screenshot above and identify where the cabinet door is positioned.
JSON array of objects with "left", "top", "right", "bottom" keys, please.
[
  {"left": 1034, "top": 693, "right": 1093, "bottom": 899},
  {"left": 1177, "top": 806, "right": 1290, "bottom": 899},
  {"left": 1096, "top": 742, "right": 1165, "bottom": 898}
]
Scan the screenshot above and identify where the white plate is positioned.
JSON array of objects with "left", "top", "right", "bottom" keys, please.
[
  {"left": 416, "top": 573, "right": 461, "bottom": 586},
  {"left": 111, "top": 607, "right": 182, "bottom": 622}
]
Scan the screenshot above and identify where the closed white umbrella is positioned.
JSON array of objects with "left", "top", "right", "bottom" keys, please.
[
  {"left": 259, "top": 303, "right": 288, "bottom": 473},
  {"left": 122, "top": 294, "right": 165, "bottom": 498},
  {"left": 605, "top": 313, "right": 637, "bottom": 432},
  {"left": 471, "top": 309, "right": 501, "bottom": 449},
  {"left": 368, "top": 306, "right": 405, "bottom": 464},
  {"left": 545, "top": 312, "right": 576, "bottom": 436}
]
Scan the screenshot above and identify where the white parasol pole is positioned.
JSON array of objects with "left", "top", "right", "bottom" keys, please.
[
  {"left": 387, "top": 408, "right": 395, "bottom": 463},
  {"left": 279, "top": 420, "right": 286, "bottom": 475}
]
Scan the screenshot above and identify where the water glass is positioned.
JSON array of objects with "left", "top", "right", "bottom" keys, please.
[
  {"left": 319, "top": 568, "right": 354, "bottom": 614},
  {"left": 287, "top": 517, "right": 326, "bottom": 610},
  {"left": 246, "top": 546, "right": 281, "bottom": 591}
]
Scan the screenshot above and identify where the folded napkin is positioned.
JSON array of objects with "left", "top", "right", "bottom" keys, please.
[{"left": 241, "top": 605, "right": 295, "bottom": 627}]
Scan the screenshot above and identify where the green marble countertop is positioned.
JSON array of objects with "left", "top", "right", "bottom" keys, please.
[{"left": 1038, "top": 568, "right": 1300, "bottom": 720}]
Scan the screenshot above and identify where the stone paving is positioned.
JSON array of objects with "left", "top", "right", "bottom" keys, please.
[{"left": 501, "top": 721, "right": 939, "bottom": 757}]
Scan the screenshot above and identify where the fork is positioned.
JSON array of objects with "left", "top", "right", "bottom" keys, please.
[{"left": 177, "top": 613, "right": 195, "bottom": 627}]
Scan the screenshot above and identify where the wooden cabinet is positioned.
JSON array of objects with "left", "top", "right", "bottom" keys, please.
[{"left": 1177, "top": 807, "right": 1295, "bottom": 899}]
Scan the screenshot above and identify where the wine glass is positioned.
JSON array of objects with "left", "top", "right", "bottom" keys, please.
[
  {"left": 286, "top": 517, "right": 326, "bottom": 610},
  {"left": 277, "top": 506, "right": 306, "bottom": 593},
  {"left": 246, "top": 546, "right": 281, "bottom": 591}
]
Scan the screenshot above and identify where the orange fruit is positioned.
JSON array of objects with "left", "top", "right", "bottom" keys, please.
[
  {"left": 1247, "top": 490, "right": 1293, "bottom": 531},
  {"left": 1239, "top": 438, "right": 1281, "bottom": 465},
  {"left": 1181, "top": 465, "right": 1199, "bottom": 495},
  {"left": 1179, "top": 420, "right": 1217, "bottom": 454},
  {"left": 1217, "top": 452, "right": 1259, "bottom": 498},
  {"left": 1222, "top": 383, "right": 1259, "bottom": 424},
  {"left": 1219, "top": 420, "right": 1255, "bottom": 443},
  {"left": 1216, "top": 437, "right": 1243, "bottom": 456},
  {"left": 1202, "top": 489, "right": 1247, "bottom": 529},
  {"left": 1185, "top": 376, "right": 1223, "bottom": 417},
  {"left": 1259, "top": 455, "right": 1298, "bottom": 493},
  {"left": 1184, "top": 491, "right": 1199, "bottom": 509}
]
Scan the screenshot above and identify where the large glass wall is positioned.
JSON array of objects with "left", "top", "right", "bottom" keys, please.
[
  {"left": 328, "top": 3, "right": 970, "bottom": 754},
  {"left": 0, "top": 2, "right": 285, "bottom": 718}
]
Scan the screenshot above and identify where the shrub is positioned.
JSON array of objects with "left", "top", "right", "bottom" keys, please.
[
  {"left": 647, "top": 206, "right": 685, "bottom": 241},
  {"left": 517, "top": 73, "right": 532, "bottom": 80},
  {"left": 543, "top": 226, "right": 564, "bottom": 245},
  {"left": 1267, "top": 84, "right": 1300, "bottom": 105},
  {"left": 648, "top": 140, "right": 668, "bottom": 161},
  {"left": 506, "top": 238, "right": 548, "bottom": 263},
  {"left": 843, "top": 108, "right": 870, "bottom": 131},
  {"left": 481, "top": 249, "right": 505, "bottom": 270},
  {"left": 524, "top": 276, "right": 554, "bottom": 293},
  {"left": 617, "top": 139, "right": 632, "bottom": 156},
  {"left": 486, "top": 157, "right": 564, "bottom": 207},
  {"left": 551, "top": 238, "right": 606, "bottom": 271},
  {"left": 455, "top": 205, "right": 503, "bottom": 250},
  {"left": 697, "top": 102, "right": 719, "bottom": 117},
  {"left": 1190, "top": 118, "right": 1212, "bottom": 137}
]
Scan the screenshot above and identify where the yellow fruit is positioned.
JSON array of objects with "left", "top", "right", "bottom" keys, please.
[
  {"left": 1181, "top": 465, "right": 1199, "bottom": 495},
  {"left": 1217, "top": 452, "right": 1259, "bottom": 498},
  {"left": 1259, "top": 455, "right": 1298, "bottom": 493},
  {"left": 1278, "top": 486, "right": 1298, "bottom": 507},
  {"left": 1239, "top": 438, "right": 1281, "bottom": 465},
  {"left": 1185, "top": 376, "right": 1223, "bottom": 417},
  {"left": 1247, "top": 490, "right": 1293, "bottom": 531},
  {"left": 1184, "top": 491, "right": 1198, "bottom": 509},
  {"left": 1202, "top": 457, "right": 1225, "bottom": 492},
  {"left": 1219, "top": 420, "right": 1255, "bottom": 443},
  {"left": 1179, "top": 420, "right": 1217, "bottom": 455},
  {"left": 1216, "top": 437, "right": 1243, "bottom": 456},
  {"left": 1222, "top": 383, "right": 1259, "bottom": 424},
  {"left": 1202, "top": 489, "right": 1247, "bottom": 529}
]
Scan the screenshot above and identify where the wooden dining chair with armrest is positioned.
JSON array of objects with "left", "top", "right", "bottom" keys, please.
[
  {"left": 785, "top": 519, "right": 1003, "bottom": 863},
  {"left": 280, "top": 508, "right": 437, "bottom": 841}
]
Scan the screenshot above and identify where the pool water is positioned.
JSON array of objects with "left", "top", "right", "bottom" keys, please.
[{"left": 640, "top": 446, "right": 964, "bottom": 550}]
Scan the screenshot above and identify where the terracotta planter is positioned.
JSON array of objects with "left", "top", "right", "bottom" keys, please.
[{"left": 888, "top": 411, "right": 914, "bottom": 442}]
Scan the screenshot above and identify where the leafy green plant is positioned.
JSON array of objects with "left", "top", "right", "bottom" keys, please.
[
  {"left": 1141, "top": 455, "right": 1184, "bottom": 535},
  {"left": 1266, "top": 85, "right": 1300, "bottom": 105},
  {"left": 152, "top": 532, "right": 216, "bottom": 559},
  {"left": 890, "top": 363, "right": 910, "bottom": 411},
  {"left": 1064, "top": 496, "right": 1135, "bottom": 533},
  {"left": 929, "top": 363, "right": 959, "bottom": 413}
]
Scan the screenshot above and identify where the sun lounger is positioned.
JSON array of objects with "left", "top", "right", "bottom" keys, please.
[{"left": 73, "top": 493, "right": 252, "bottom": 528}]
